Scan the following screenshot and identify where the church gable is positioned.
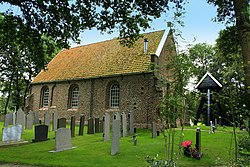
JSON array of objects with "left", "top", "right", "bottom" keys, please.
[{"left": 32, "top": 30, "right": 167, "bottom": 84}]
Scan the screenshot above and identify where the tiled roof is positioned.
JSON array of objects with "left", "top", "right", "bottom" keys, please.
[{"left": 32, "top": 30, "right": 165, "bottom": 83}]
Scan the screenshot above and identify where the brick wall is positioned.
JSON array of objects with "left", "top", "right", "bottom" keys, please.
[{"left": 29, "top": 73, "right": 162, "bottom": 127}]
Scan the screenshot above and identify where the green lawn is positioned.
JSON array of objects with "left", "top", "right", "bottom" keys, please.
[{"left": 0, "top": 122, "right": 241, "bottom": 167}]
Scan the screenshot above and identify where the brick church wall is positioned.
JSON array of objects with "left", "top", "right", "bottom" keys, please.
[{"left": 29, "top": 72, "right": 162, "bottom": 127}]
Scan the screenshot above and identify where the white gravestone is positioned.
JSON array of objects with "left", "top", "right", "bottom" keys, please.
[
  {"left": 2, "top": 124, "right": 22, "bottom": 142},
  {"left": 52, "top": 112, "right": 58, "bottom": 131},
  {"left": 44, "top": 112, "right": 50, "bottom": 131}
]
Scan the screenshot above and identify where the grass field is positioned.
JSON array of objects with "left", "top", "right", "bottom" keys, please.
[{"left": 0, "top": 122, "right": 242, "bottom": 167}]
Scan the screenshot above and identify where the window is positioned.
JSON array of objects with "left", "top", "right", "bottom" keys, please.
[
  {"left": 41, "top": 86, "right": 49, "bottom": 108},
  {"left": 110, "top": 83, "right": 119, "bottom": 108},
  {"left": 69, "top": 85, "right": 79, "bottom": 108}
]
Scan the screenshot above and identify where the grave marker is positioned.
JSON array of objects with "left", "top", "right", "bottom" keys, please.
[
  {"left": 95, "top": 117, "right": 100, "bottom": 133},
  {"left": 57, "top": 118, "right": 67, "bottom": 129},
  {"left": 103, "top": 113, "right": 110, "bottom": 141},
  {"left": 26, "top": 113, "right": 34, "bottom": 130},
  {"left": 152, "top": 122, "right": 156, "bottom": 138},
  {"left": 111, "top": 119, "right": 120, "bottom": 155},
  {"left": 121, "top": 112, "right": 127, "bottom": 137},
  {"left": 87, "top": 118, "right": 94, "bottom": 134},
  {"left": 2, "top": 124, "right": 22, "bottom": 142},
  {"left": 16, "top": 109, "right": 25, "bottom": 133},
  {"left": 79, "top": 115, "right": 85, "bottom": 136},
  {"left": 52, "top": 112, "right": 58, "bottom": 131},
  {"left": 70, "top": 116, "right": 75, "bottom": 137},
  {"left": 44, "top": 112, "right": 50, "bottom": 131},
  {"left": 32, "top": 125, "right": 49, "bottom": 142},
  {"left": 49, "top": 128, "right": 76, "bottom": 152},
  {"left": 4, "top": 113, "right": 13, "bottom": 127},
  {"left": 99, "top": 119, "right": 104, "bottom": 133},
  {"left": 34, "top": 111, "right": 40, "bottom": 124}
]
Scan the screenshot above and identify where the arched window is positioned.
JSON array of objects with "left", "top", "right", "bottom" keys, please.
[
  {"left": 41, "top": 86, "right": 49, "bottom": 108},
  {"left": 69, "top": 85, "right": 79, "bottom": 108},
  {"left": 110, "top": 83, "right": 120, "bottom": 108}
]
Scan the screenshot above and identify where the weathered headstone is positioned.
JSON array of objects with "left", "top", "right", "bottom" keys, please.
[
  {"left": 4, "top": 113, "right": 13, "bottom": 127},
  {"left": 26, "top": 113, "right": 34, "bottom": 130},
  {"left": 95, "top": 117, "right": 100, "bottom": 133},
  {"left": 114, "top": 112, "right": 121, "bottom": 138},
  {"left": 34, "top": 111, "right": 40, "bottom": 124},
  {"left": 195, "top": 127, "right": 203, "bottom": 159},
  {"left": 52, "top": 112, "right": 58, "bottom": 131},
  {"left": 70, "top": 116, "right": 75, "bottom": 137},
  {"left": 152, "top": 122, "right": 156, "bottom": 138},
  {"left": 44, "top": 112, "right": 50, "bottom": 131},
  {"left": 87, "top": 118, "right": 94, "bottom": 134},
  {"left": 79, "top": 115, "right": 85, "bottom": 136},
  {"left": 111, "top": 119, "right": 120, "bottom": 155},
  {"left": 2, "top": 124, "right": 22, "bottom": 142},
  {"left": 121, "top": 112, "right": 127, "bottom": 137},
  {"left": 103, "top": 113, "right": 110, "bottom": 141},
  {"left": 32, "top": 125, "right": 49, "bottom": 142},
  {"left": 128, "top": 111, "right": 134, "bottom": 135},
  {"left": 13, "top": 110, "right": 16, "bottom": 125},
  {"left": 16, "top": 109, "right": 26, "bottom": 133},
  {"left": 57, "top": 118, "right": 67, "bottom": 129},
  {"left": 49, "top": 128, "right": 75, "bottom": 152}
]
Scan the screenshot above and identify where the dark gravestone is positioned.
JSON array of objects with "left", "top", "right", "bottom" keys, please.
[
  {"left": 57, "top": 118, "right": 67, "bottom": 129},
  {"left": 95, "top": 118, "right": 100, "bottom": 133},
  {"left": 32, "top": 125, "right": 49, "bottom": 142},
  {"left": 195, "top": 128, "right": 201, "bottom": 152},
  {"left": 87, "top": 118, "right": 94, "bottom": 134},
  {"left": 71, "top": 116, "right": 76, "bottom": 137},
  {"left": 79, "top": 115, "right": 85, "bottom": 136}
]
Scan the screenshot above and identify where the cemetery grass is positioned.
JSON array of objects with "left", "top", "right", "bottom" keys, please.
[{"left": 0, "top": 123, "right": 242, "bottom": 167}]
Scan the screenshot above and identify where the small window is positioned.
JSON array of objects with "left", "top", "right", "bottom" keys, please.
[
  {"left": 110, "top": 83, "right": 119, "bottom": 108},
  {"left": 69, "top": 85, "right": 79, "bottom": 108},
  {"left": 41, "top": 86, "right": 49, "bottom": 108}
]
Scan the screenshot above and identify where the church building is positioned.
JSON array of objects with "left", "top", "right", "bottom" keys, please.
[{"left": 26, "top": 29, "right": 176, "bottom": 127}]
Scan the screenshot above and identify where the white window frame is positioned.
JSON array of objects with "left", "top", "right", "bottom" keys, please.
[
  {"left": 71, "top": 86, "right": 79, "bottom": 108},
  {"left": 42, "top": 87, "right": 49, "bottom": 108},
  {"left": 110, "top": 83, "right": 119, "bottom": 108}
]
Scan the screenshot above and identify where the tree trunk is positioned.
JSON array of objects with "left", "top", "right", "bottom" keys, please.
[
  {"left": 233, "top": 0, "right": 250, "bottom": 109},
  {"left": 4, "top": 74, "right": 13, "bottom": 115}
]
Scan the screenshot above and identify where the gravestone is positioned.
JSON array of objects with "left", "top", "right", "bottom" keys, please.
[
  {"left": 2, "top": 124, "right": 22, "bottom": 142},
  {"left": 52, "top": 112, "right": 58, "bottom": 131},
  {"left": 87, "top": 118, "right": 94, "bottom": 134},
  {"left": 152, "top": 122, "right": 156, "bottom": 138},
  {"left": 57, "top": 118, "right": 67, "bottom": 129},
  {"left": 16, "top": 109, "right": 26, "bottom": 133},
  {"left": 26, "top": 113, "right": 34, "bottom": 130},
  {"left": 34, "top": 111, "right": 40, "bottom": 124},
  {"left": 128, "top": 111, "right": 134, "bottom": 135},
  {"left": 44, "top": 112, "right": 50, "bottom": 131},
  {"left": 95, "top": 117, "right": 100, "bottom": 133},
  {"left": 13, "top": 110, "right": 16, "bottom": 125},
  {"left": 70, "top": 116, "right": 75, "bottom": 137},
  {"left": 49, "top": 128, "right": 76, "bottom": 152},
  {"left": 103, "top": 113, "right": 110, "bottom": 141},
  {"left": 114, "top": 112, "right": 121, "bottom": 138},
  {"left": 195, "top": 127, "right": 203, "bottom": 159},
  {"left": 4, "top": 113, "right": 13, "bottom": 127},
  {"left": 219, "top": 116, "right": 222, "bottom": 126},
  {"left": 32, "top": 125, "right": 49, "bottom": 142},
  {"left": 121, "top": 112, "right": 127, "bottom": 137},
  {"left": 111, "top": 119, "right": 120, "bottom": 155},
  {"left": 79, "top": 115, "right": 85, "bottom": 136}
]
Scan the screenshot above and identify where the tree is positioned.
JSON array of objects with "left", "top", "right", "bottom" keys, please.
[{"left": 207, "top": 0, "right": 250, "bottom": 109}]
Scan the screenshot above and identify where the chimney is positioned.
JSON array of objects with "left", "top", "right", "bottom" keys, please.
[{"left": 144, "top": 38, "right": 148, "bottom": 53}]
